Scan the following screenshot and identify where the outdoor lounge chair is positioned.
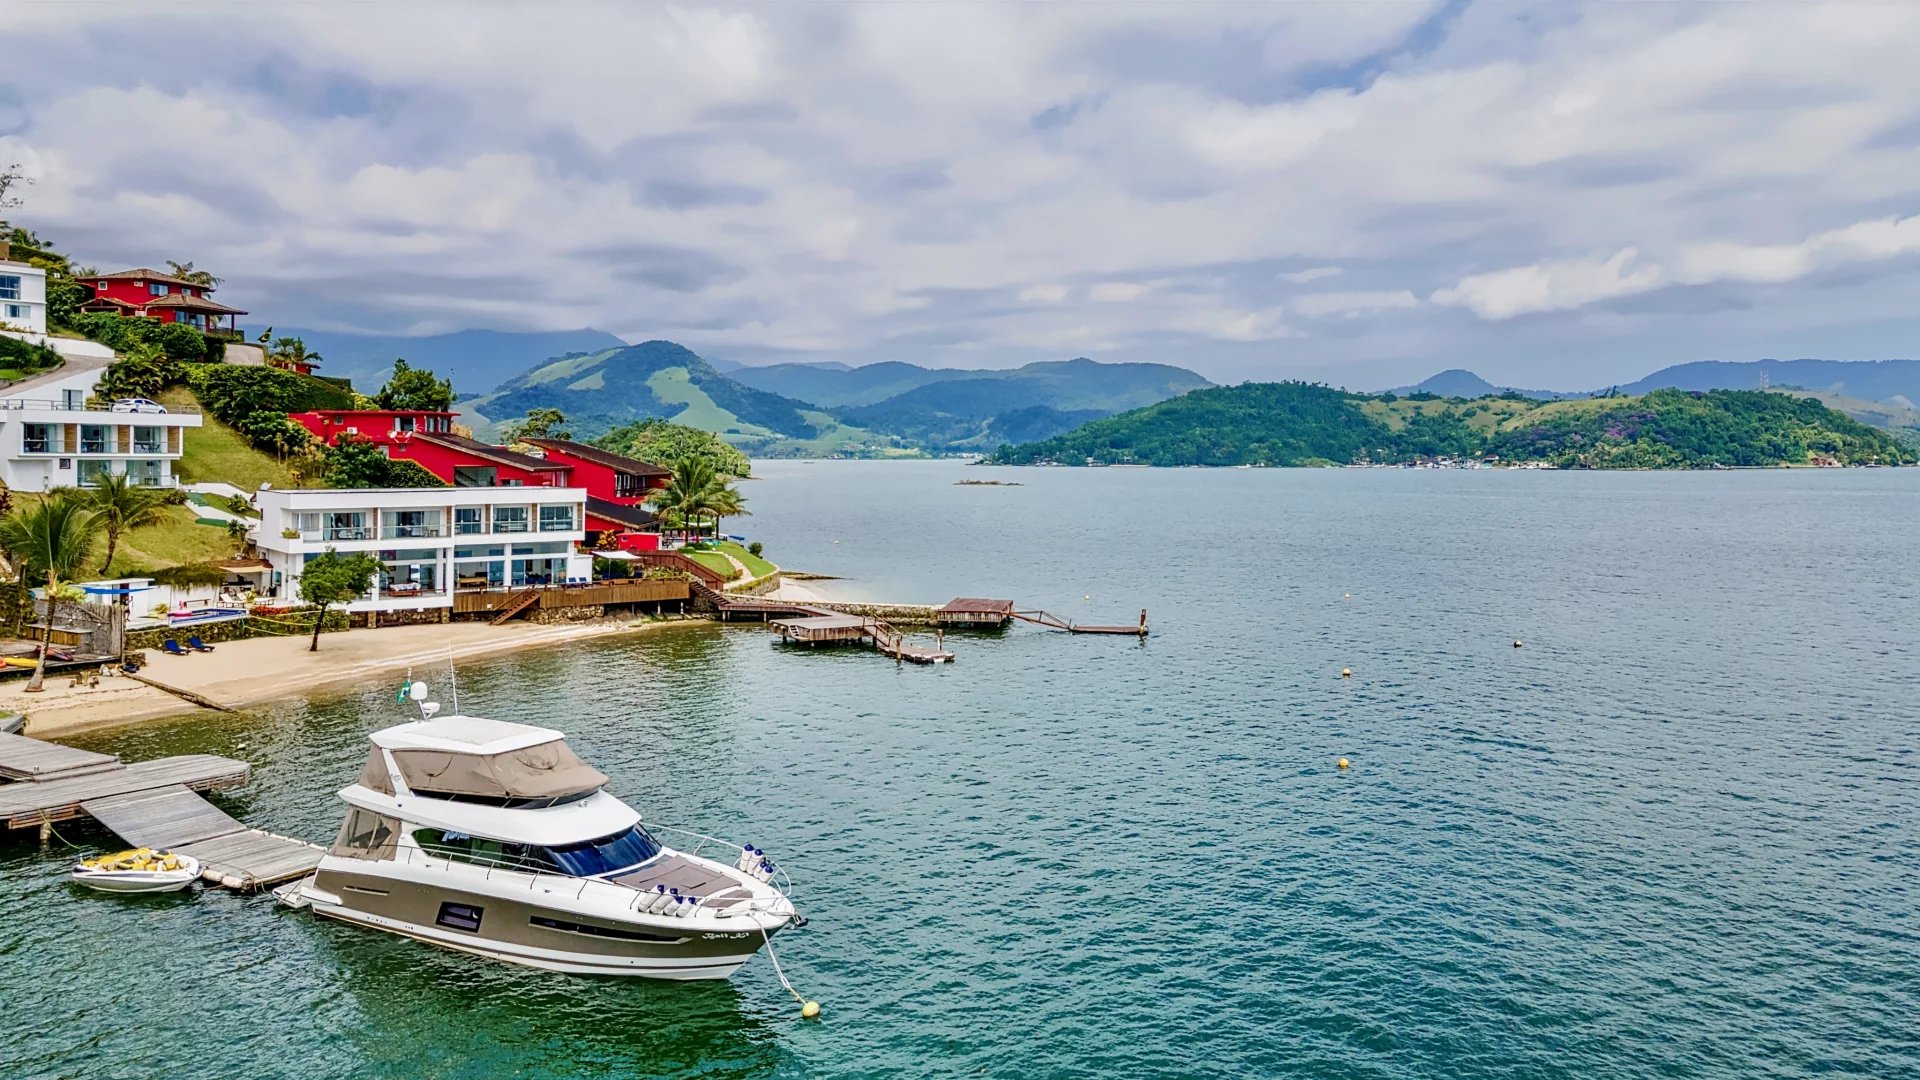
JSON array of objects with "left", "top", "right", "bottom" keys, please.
[
  {"left": 186, "top": 635, "right": 215, "bottom": 653},
  {"left": 161, "top": 639, "right": 191, "bottom": 657}
]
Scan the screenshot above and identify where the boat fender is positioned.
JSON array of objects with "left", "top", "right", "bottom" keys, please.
[
  {"left": 653, "top": 886, "right": 676, "bottom": 915},
  {"left": 737, "top": 845, "right": 755, "bottom": 872},
  {"left": 677, "top": 895, "right": 697, "bottom": 918},
  {"left": 643, "top": 884, "right": 668, "bottom": 913}
]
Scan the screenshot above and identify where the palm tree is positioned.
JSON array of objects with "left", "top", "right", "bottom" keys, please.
[
  {"left": 165, "top": 260, "right": 222, "bottom": 288},
  {"left": 648, "top": 456, "right": 724, "bottom": 543},
  {"left": 0, "top": 494, "right": 99, "bottom": 692},
  {"left": 707, "top": 483, "right": 749, "bottom": 539},
  {"left": 268, "top": 336, "right": 322, "bottom": 372},
  {"left": 80, "top": 473, "right": 168, "bottom": 573}
]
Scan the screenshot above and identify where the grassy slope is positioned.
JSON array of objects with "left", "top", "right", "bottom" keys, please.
[
  {"left": 645, "top": 368, "right": 778, "bottom": 436},
  {"left": 714, "top": 540, "right": 775, "bottom": 578},
  {"left": 10, "top": 492, "right": 237, "bottom": 577},
  {"left": 681, "top": 548, "right": 739, "bottom": 580},
  {"left": 160, "top": 386, "right": 300, "bottom": 490}
]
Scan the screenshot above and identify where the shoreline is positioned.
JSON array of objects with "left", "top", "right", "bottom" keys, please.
[{"left": 4, "top": 616, "right": 706, "bottom": 741}]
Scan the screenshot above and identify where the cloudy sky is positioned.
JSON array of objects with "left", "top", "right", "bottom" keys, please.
[{"left": 4, "top": 2, "right": 1920, "bottom": 389}]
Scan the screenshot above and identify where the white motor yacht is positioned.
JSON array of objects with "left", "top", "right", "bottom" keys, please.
[{"left": 276, "top": 690, "right": 799, "bottom": 980}]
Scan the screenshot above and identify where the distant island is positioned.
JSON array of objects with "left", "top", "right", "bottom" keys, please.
[{"left": 985, "top": 382, "right": 1916, "bottom": 469}]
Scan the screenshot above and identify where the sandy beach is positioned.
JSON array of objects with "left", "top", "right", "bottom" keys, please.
[{"left": 3, "top": 617, "right": 695, "bottom": 739}]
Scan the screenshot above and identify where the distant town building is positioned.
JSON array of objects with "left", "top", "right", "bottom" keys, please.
[{"left": 77, "top": 268, "right": 247, "bottom": 341}]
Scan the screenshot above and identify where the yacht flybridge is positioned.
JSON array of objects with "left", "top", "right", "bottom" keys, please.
[{"left": 275, "top": 687, "right": 800, "bottom": 980}]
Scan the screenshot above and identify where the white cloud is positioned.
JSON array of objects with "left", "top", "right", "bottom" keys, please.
[
  {"left": 1432, "top": 249, "right": 1663, "bottom": 320},
  {"left": 1291, "top": 291, "right": 1420, "bottom": 318},
  {"left": 1678, "top": 213, "right": 1920, "bottom": 285},
  {"left": 1281, "top": 267, "right": 1343, "bottom": 284},
  {"left": 1090, "top": 281, "right": 1151, "bottom": 302},
  {"left": 2, "top": 2, "right": 1919, "bottom": 384}
]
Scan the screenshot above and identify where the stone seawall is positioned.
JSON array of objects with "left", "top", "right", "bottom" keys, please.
[{"left": 810, "top": 601, "right": 940, "bottom": 625}]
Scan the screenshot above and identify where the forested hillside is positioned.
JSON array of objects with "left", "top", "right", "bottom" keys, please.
[{"left": 987, "top": 383, "right": 1915, "bottom": 468}]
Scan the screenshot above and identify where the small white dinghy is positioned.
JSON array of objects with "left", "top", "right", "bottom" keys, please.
[{"left": 71, "top": 848, "right": 201, "bottom": 894}]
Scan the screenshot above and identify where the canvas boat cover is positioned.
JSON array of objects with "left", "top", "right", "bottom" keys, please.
[{"left": 390, "top": 740, "right": 608, "bottom": 799}]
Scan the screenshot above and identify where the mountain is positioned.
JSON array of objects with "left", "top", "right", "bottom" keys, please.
[
  {"left": 1617, "top": 358, "right": 1920, "bottom": 403},
  {"left": 465, "top": 342, "right": 1213, "bottom": 456},
  {"left": 459, "top": 339, "right": 914, "bottom": 457},
  {"left": 1392, "top": 369, "right": 1574, "bottom": 400},
  {"left": 732, "top": 356, "right": 1212, "bottom": 411},
  {"left": 987, "top": 382, "right": 1915, "bottom": 468},
  {"left": 268, "top": 327, "right": 627, "bottom": 395}
]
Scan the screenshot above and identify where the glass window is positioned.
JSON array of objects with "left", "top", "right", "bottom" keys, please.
[
  {"left": 77, "top": 460, "right": 111, "bottom": 486},
  {"left": 541, "top": 825, "right": 662, "bottom": 877},
  {"left": 79, "top": 425, "right": 108, "bottom": 454},
  {"left": 2, "top": 304, "right": 26, "bottom": 321},
  {"left": 22, "top": 423, "right": 52, "bottom": 453},
  {"left": 0, "top": 275, "right": 19, "bottom": 300},
  {"left": 538, "top": 504, "right": 575, "bottom": 532},
  {"left": 329, "top": 808, "right": 400, "bottom": 860},
  {"left": 493, "top": 506, "right": 529, "bottom": 533},
  {"left": 148, "top": 282, "right": 169, "bottom": 296},
  {"left": 452, "top": 465, "right": 497, "bottom": 487},
  {"left": 132, "top": 426, "right": 162, "bottom": 454},
  {"left": 394, "top": 416, "right": 416, "bottom": 432},
  {"left": 454, "top": 507, "right": 483, "bottom": 535}
]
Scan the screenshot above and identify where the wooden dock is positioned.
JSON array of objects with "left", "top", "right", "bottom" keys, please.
[
  {"left": 0, "top": 735, "right": 321, "bottom": 891},
  {"left": 0, "top": 753, "right": 250, "bottom": 828},
  {"left": 770, "top": 614, "right": 955, "bottom": 664},
  {"left": 937, "top": 598, "right": 1015, "bottom": 627},
  {"left": 1012, "top": 608, "right": 1150, "bottom": 636},
  {"left": 82, "top": 785, "right": 322, "bottom": 890},
  {"left": 0, "top": 730, "right": 122, "bottom": 782}
]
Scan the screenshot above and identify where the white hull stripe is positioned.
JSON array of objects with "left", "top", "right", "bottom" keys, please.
[{"left": 312, "top": 903, "right": 753, "bottom": 979}]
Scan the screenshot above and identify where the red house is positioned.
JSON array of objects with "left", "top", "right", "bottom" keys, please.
[
  {"left": 77, "top": 268, "right": 247, "bottom": 340},
  {"left": 520, "top": 438, "right": 672, "bottom": 543},
  {"left": 289, "top": 409, "right": 459, "bottom": 448},
  {"left": 386, "top": 433, "right": 574, "bottom": 488},
  {"left": 519, "top": 438, "right": 670, "bottom": 505}
]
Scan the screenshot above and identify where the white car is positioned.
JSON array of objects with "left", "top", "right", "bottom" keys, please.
[{"left": 109, "top": 398, "right": 167, "bottom": 414}]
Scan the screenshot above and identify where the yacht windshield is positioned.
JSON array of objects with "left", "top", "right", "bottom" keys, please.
[{"left": 542, "top": 824, "right": 661, "bottom": 877}]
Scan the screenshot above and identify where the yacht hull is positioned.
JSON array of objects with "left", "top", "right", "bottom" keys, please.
[{"left": 304, "top": 867, "right": 779, "bottom": 980}]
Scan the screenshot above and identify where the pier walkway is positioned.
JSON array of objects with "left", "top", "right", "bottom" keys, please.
[{"left": 0, "top": 737, "right": 320, "bottom": 891}]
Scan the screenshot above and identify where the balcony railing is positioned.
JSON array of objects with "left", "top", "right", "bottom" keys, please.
[
  {"left": 0, "top": 398, "right": 200, "bottom": 414},
  {"left": 381, "top": 525, "right": 445, "bottom": 539},
  {"left": 131, "top": 441, "right": 164, "bottom": 454},
  {"left": 493, "top": 520, "right": 530, "bottom": 533},
  {"left": 538, "top": 519, "right": 576, "bottom": 532}
]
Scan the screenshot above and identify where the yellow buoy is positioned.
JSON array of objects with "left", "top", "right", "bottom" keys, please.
[
  {"left": 802, "top": 1000, "right": 822, "bottom": 1019},
  {"left": 1341, "top": 668, "right": 1352, "bottom": 679},
  {"left": 1338, "top": 758, "right": 1350, "bottom": 769}
]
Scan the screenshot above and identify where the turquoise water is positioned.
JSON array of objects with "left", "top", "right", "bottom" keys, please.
[{"left": 3, "top": 462, "right": 1917, "bottom": 1078}]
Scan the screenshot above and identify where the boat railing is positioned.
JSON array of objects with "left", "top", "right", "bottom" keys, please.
[
  {"left": 390, "top": 837, "right": 794, "bottom": 917},
  {"left": 645, "top": 823, "right": 797, "bottom": 899}
]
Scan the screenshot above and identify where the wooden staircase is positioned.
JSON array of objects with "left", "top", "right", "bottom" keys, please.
[{"left": 489, "top": 588, "right": 541, "bottom": 625}]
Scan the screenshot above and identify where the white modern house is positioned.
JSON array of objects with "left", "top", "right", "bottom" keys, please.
[
  {"left": 251, "top": 486, "right": 594, "bottom": 614},
  {"left": 0, "top": 358, "right": 202, "bottom": 491},
  {"left": 0, "top": 254, "right": 46, "bottom": 336}
]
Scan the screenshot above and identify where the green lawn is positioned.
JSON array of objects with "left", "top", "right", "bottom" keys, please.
[
  {"left": 680, "top": 546, "right": 741, "bottom": 580},
  {"left": 160, "top": 386, "right": 301, "bottom": 490},
  {"left": 714, "top": 540, "right": 775, "bottom": 578},
  {"left": 10, "top": 493, "right": 238, "bottom": 577}
]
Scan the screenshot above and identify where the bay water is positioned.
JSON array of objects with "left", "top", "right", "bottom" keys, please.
[{"left": 2, "top": 462, "right": 1915, "bottom": 1078}]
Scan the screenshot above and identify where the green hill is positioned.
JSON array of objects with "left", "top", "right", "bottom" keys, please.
[
  {"left": 987, "top": 383, "right": 1916, "bottom": 468},
  {"left": 465, "top": 342, "right": 1211, "bottom": 456}
]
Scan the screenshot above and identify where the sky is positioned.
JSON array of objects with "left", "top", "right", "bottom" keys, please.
[{"left": 4, "top": 2, "right": 1920, "bottom": 390}]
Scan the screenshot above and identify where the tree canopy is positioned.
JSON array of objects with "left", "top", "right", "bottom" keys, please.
[
  {"left": 323, "top": 435, "right": 447, "bottom": 489},
  {"left": 297, "top": 548, "right": 380, "bottom": 651},
  {"left": 373, "top": 358, "right": 455, "bottom": 413},
  {"left": 595, "top": 418, "right": 750, "bottom": 477},
  {"left": 504, "top": 407, "right": 571, "bottom": 442},
  {"left": 986, "top": 382, "right": 1919, "bottom": 468}
]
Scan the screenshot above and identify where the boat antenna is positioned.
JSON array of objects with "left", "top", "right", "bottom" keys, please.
[{"left": 447, "top": 648, "right": 459, "bottom": 715}]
